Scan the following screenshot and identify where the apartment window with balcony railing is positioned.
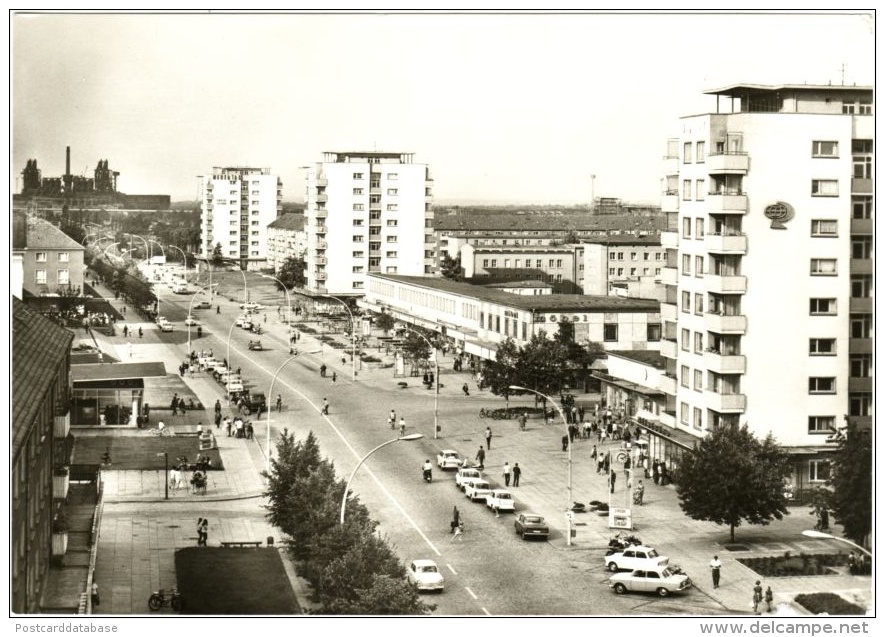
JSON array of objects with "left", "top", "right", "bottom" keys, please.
[
  {"left": 809, "top": 338, "right": 836, "bottom": 355},
  {"left": 809, "top": 377, "right": 836, "bottom": 394},
  {"left": 852, "top": 196, "right": 873, "bottom": 218},
  {"left": 851, "top": 236, "right": 872, "bottom": 259},
  {"left": 812, "top": 141, "right": 839, "bottom": 157},
  {"left": 851, "top": 274, "right": 872, "bottom": 297},
  {"left": 850, "top": 354, "right": 872, "bottom": 377},
  {"left": 853, "top": 156, "right": 872, "bottom": 179},
  {"left": 850, "top": 313, "right": 871, "bottom": 338},
  {"left": 849, "top": 393, "right": 872, "bottom": 416},
  {"left": 811, "top": 220, "right": 838, "bottom": 237},
  {"left": 811, "top": 180, "right": 839, "bottom": 197}
]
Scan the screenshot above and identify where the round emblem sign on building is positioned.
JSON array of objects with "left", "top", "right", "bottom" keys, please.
[{"left": 764, "top": 202, "right": 794, "bottom": 229}]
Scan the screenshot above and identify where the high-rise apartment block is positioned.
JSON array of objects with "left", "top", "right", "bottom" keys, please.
[
  {"left": 200, "top": 166, "right": 282, "bottom": 271},
  {"left": 658, "top": 83, "right": 872, "bottom": 488},
  {"left": 304, "top": 152, "right": 434, "bottom": 295}
]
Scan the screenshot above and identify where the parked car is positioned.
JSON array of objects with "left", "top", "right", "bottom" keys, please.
[
  {"left": 609, "top": 566, "right": 692, "bottom": 597},
  {"left": 436, "top": 450, "right": 462, "bottom": 470},
  {"left": 234, "top": 315, "right": 248, "bottom": 327},
  {"left": 158, "top": 320, "right": 173, "bottom": 332},
  {"left": 514, "top": 513, "right": 549, "bottom": 540},
  {"left": 406, "top": 559, "right": 444, "bottom": 593},
  {"left": 248, "top": 339, "right": 263, "bottom": 351},
  {"left": 193, "top": 301, "right": 212, "bottom": 310},
  {"left": 240, "top": 302, "right": 264, "bottom": 311},
  {"left": 605, "top": 546, "right": 669, "bottom": 573},
  {"left": 464, "top": 479, "right": 493, "bottom": 502},
  {"left": 485, "top": 489, "right": 515, "bottom": 514},
  {"left": 225, "top": 380, "right": 245, "bottom": 396},
  {"left": 455, "top": 467, "right": 483, "bottom": 491},
  {"left": 198, "top": 357, "right": 221, "bottom": 371},
  {"left": 240, "top": 392, "right": 267, "bottom": 416},
  {"left": 184, "top": 316, "right": 199, "bottom": 326},
  {"left": 155, "top": 315, "right": 168, "bottom": 325},
  {"left": 241, "top": 320, "right": 253, "bottom": 330}
]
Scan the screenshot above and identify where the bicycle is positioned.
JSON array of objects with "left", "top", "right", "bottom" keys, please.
[{"left": 479, "top": 408, "right": 503, "bottom": 419}]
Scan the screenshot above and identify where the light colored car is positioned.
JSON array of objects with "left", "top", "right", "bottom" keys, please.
[
  {"left": 436, "top": 450, "right": 462, "bottom": 470},
  {"left": 241, "top": 320, "right": 253, "bottom": 330},
  {"left": 193, "top": 301, "right": 212, "bottom": 310},
  {"left": 605, "top": 545, "right": 669, "bottom": 573},
  {"left": 225, "top": 380, "right": 245, "bottom": 396},
  {"left": 158, "top": 320, "right": 173, "bottom": 332},
  {"left": 406, "top": 559, "right": 444, "bottom": 593},
  {"left": 609, "top": 566, "right": 692, "bottom": 597},
  {"left": 464, "top": 479, "right": 493, "bottom": 502},
  {"left": 455, "top": 467, "right": 483, "bottom": 490},
  {"left": 485, "top": 489, "right": 516, "bottom": 513},
  {"left": 514, "top": 513, "right": 549, "bottom": 540},
  {"left": 234, "top": 315, "right": 248, "bottom": 327},
  {"left": 155, "top": 315, "right": 168, "bottom": 325},
  {"left": 199, "top": 358, "right": 222, "bottom": 371},
  {"left": 240, "top": 302, "right": 264, "bottom": 311},
  {"left": 184, "top": 316, "right": 199, "bottom": 326}
]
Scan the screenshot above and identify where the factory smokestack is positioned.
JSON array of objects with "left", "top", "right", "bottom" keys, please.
[{"left": 66, "top": 146, "right": 70, "bottom": 176}]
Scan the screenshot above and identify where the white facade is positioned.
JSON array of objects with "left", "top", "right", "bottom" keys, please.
[
  {"left": 304, "top": 152, "right": 434, "bottom": 295},
  {"left": 200, "top": 166, "right": 282, "bottom": 271},
  {"left": 659, "top": 84, "right": 873, "bottom": 472}
]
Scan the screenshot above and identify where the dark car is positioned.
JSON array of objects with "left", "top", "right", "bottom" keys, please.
[
  {"left": 248, "top": 340, "right": 263, "bottom": 351},
  {"left": 514, "top": 513, "right": 549, "bottom": 540},
  {"left": 193, "top": 301, "right": 212, "bottom": 310},
  {"left": 241, "top": 392, "right": 267, "bottom": 416}
]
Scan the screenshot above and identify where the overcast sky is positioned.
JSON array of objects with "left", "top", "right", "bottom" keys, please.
[{"left": 11, "top": 10, "right": 875, "bottom": 205}]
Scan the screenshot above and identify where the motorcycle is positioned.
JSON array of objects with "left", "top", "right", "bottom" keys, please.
[
  {"left": 148, "top": 588, "right": 183, "bottom": 611},
  {"left": 422, "top": 467, "right": 433, "bottom": 483},
  {"left": 605, "top": 532, "right": 643, "bottom": 555}
]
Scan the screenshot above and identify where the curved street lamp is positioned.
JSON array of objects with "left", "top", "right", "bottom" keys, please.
[
  {"left": 326, "top": 296, "right": 357, "bottom": 381},
  {"left": 128, "top": 233, "right": 151, "bottom": 261},
  {"left": 263, "top": 355, "right": 299, "bottom": 474},
  {"left": 399, "top": 325, "right": 439, "bottom": 439},
  {"left": 262, "top": 274, "right": 292, "bottom": 333},
  {"left": 339, "top": 434, "right": 424, "bottom": 525},
  {"left": 186, "top": 286, "right": 209, "bottom": 355},
  {"left": 167, "top": 244, "right": 188, "bottom": 281},
  {"left": 510, "top": 384, "right": 573, "bottom": 546},
  {"left": 801, "top": 529, "right": 872, "bottom": 557}
]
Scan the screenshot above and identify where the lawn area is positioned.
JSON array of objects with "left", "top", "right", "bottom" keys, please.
[
  {"left": 175, "top": 547, "right": 301, "bottom": 615},
  {"left": 73, "top": 435, "right": 224, "bottom": 471}
]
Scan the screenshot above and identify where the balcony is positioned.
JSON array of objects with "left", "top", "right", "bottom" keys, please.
[
  {"left": 369, "top": 249, "right": 381, "bottom": 258},
  {"left": 370, "top": 187, "right": 381, "bottom": 195},
  {"left": 706, "top": 193, "right": 748, "bottom": 214},
  {"left": 848, "top": 377, "right": 872, "bottom": 392},
  {"left": 369, "top": 202, "right": 382, "bottom": 211},
  {"left": 705, "top": 274, "right": 747, "bottom": 294},
  {"left": 368, "top": 265, "right": 381, "bottom": 273},
  {"left": 316, "top": 177, "right": 328, "bottom": 187},
  {"left": 848, "top": 338, "right": 872, "bottom": 354},
  {"left": 316, "top": 240, "right": 327, "bottom": 249},
  {"left": 659, "top": 373, "right": 677, "bottom": 395},
  {"left": 315, "top": 209, "right": 327, "bottom": 219},
  {"left": 704, "top": 391, "right": 747, "bottom": 412},
  {"left": 851, "top": 178, "right": 873, "bottom": 194},
  {"left": 315, "top": 271, "right": 327, "bottom": 281},
  {"left": 706, "top": 153, "right": 749, "bottom": 174},
  {"left": 316, "top": 193, "right": 328, "bottom": 203},
  {"left": 851, "top": 218, "right": 872, "bottom": 234},
  {"left": 704, "top": 233, "right": 747, "bottom": 254},
  {"left": 660, "top": 302, "right": 678, "bottom": 322},
  {"left": 315, "top": 257, "right": 327, "bottom": 265},
  {"left": 660, "top": 266, "right": 678, "bottom": 286},
  {"left": 704, "top": 312, "right": 747, "bottom": 333},
  {"left": 660, "top": 231, "right": 679, "bottom": 250},
  {"left": 703, "top": 351, "right": 747, "bottom": 374},
  {"left": 315, "top": 225, "right": 327, "bottom": 234},
  {"left": 370, "top": 164, "right": 382, "bottom": 174},
  {"left": 849, "top": 297, "right": 872, "bottom": 313},
  {"left": 662, "top": 156, "right": 679, "bottom": 175},
  {"left": 659, "top": 338, "right": 678, "bottom": 359},
  {"left": 850, "top": 259, "right": 872, "bottom": 274},
  {"left": 661, "top": 193, "right": 680, "bottom": 213}
]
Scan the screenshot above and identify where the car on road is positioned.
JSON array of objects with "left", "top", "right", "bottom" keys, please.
[
  {"left": 248, "top": 339, "right": 263, "bottom": 351},
  {"left": 184, "top": 316, "right": 199, "bottom": 326},
  {"left": 241, "top": 320, "right": 253, "bottom": 330},
  {"left": 605, "top": 546, "right": 669, "bottom": 573},
  {"left": 464, "top": 479, "right": 493, "bottom": 502},
  {"left": 155, "top": 315, "right": 168, "bottom": 325},
  {"left": 193, "top": 301, "right": 212, "bottom": 310},
  {"left": 225, "top": 380, "right": 245, "bottom": 396},
  {"left": 406, "top": 559, "right": 444, "bottom": 593},
  {"left": 609, "top": 566, "right": 692, "bottom": 597},
  {"left": 240, "top": 302, "right": 264, "bottom": 311},
  {"left": 158, "top": 320, "right": 174, "bottom": 332},
  {"left": 234, "top": 315, "right": 248, "bottom": 327},
  {"left": 240, "top": 392, "right": 267, "bottom": 416},
  {"left": 198, "top": 357, "right": 221, "bottom": 371},
  {"left": 486, "top": 489, "right": 515, "bottom": 514},
  {"left": 436, "top": 450, "right": 462, "bottom": 470},
  {"left": 455, "top": 467, "right": 483, "bottom": 491},
  {"left": 514, "top": 513, "right": 549, "bottom": 540}
]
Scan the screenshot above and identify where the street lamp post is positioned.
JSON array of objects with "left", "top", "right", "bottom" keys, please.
[
  {"left": 510, "top": 384, "right": 573, "bottom": 546},
  {"left": 264, "top": 355, "right": 300, "bottom": 474},
  {"left": 399, "top": 326, "right": 439, "bottom": 439},
  {"left": 187, "top": 286, "right": 208, "bottom": 355},
  {"left": 129, "top": 233, "right": 150, "bottom": 261},
  {"left": 263, "top": 275, "right": 292, "bottom": 333},
  {"left": 167, "top": 245, "right": 188, "bottom": 282},
  {"left": 156, "top": 451, "right": 168, "bottom": 500},
  {"left": 801, "top": 530, "right": 872, "bottom": 558},
  {"left": 325, "top": 296, "right": 357, "bottom": 381},
  {"left": 339, "top": 434, "right": 424, "bottom": 525}
]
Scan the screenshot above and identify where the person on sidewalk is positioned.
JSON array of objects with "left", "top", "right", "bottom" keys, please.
[
  {"left": 752, "top": 581, "right": 763, "bottom": 614},
  {"left": 609, "top": 470, "right": 617, "bottom": 494},
  {"left": 91, "top": 581, "right": 100, "bottom": 608},
  {"left": 764, "top": 586, "right": 774, "bottom": 612},
  {"left": 710, "top": 555, "right": 722, "bottom": 588},
  {"left": 485, "top": 427, "right": 492, "bottom": 450},
  {"left": 388, "top": 409, "right": 396, "bottom": 429},
  {"left": 475, "top": 446, "right": 485, "bottom": 470},
  {"left": 503, "top": 462, "right": 511, "bottom": 487},
  {"left": 462, "top": 383, "right": 470, "bottom": 397},
  {"left": 512, "top": 463, "right": 521, "bottom": 487},
  {"left": 276, "top": 394, "right": 282, "bottom": 412},
  {"left": 322, "top": 398, "right": 330, "bottom": 415}
]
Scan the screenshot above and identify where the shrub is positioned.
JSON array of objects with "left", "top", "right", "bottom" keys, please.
[{"left": 794, "top": 593, "right": 866, "bottom": 615}]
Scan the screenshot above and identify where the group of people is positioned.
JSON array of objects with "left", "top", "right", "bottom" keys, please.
[
  {"left": 224, "top": 416, "right": 253, "bottom": 439},
  {"left": 710, "top": 557, "right": 775, "bottom": 614},
  {"left": 169, "top": 393, "right": 196, "bottom": 416},
  {"left": 196, "top": 518, "right": 210, "bottom": 545}
]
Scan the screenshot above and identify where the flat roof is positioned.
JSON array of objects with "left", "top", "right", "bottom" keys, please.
[
  {"left": 71, "top": 362, "right": 166, "bottom": 382},
  {"left": 372, "top": 274, "right": 660, "bottom": 313},
  {"left": 704, "top": 83, "right": 873, "bottom": 96},
  {"left": 608, "top": 350, "right": 666, "bottom": 369}
]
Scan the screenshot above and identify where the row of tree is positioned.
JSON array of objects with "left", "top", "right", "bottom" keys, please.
[
  {"left": 264, "top": 430, "right": 435, "bottom": 614},
  {"left": 87, "top": 253, "right": 157, "bottom": 313}
]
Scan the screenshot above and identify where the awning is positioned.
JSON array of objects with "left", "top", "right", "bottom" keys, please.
[
  {"left": 595, "top": 373, "right": 663, "bottom": 396},
  {"left": 72, "top": 362, "right": 167, "bottom": 382},
  {"left": 635, "top": 409, "right": 659, "bottom": 422}
]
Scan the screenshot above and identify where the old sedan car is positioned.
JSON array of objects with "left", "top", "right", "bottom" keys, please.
[
  {"left": 609, "top": 566, "right": 692, "bottom": 597},
  {"left": 158, "top": 320, "right": 174, "bottom": 332},
  {"left": 240, "top": 302, "right": 264, "bottom": 311},
  {"left": 184, "top": 316, "right": 199, "bottom": 326},
  {"left": 605, "top": 545, "right": 669, "bottom": 573},
  {"left": 464, "top": 479, "right": 493, "bottom": 502},
  {"left": 248, "top": 340, "right": 263, "bottom": 351},
  {"left": 436, "top": 450, "right": 462, "bottom": 470},
  {"left": 193, "top": 301, "right": 212, "bottom": 310},
  {"left": 514, "top": 513, "right": 549, "bottom": 540},
  {"left": 485, "top": 489, "right": 516, "bottom": 514},
  {"left": 455, "top": 467, "right": 483, "bottom": 490},
  {"left": 406, "top": 559, "right": 444, "bottom": 593}
]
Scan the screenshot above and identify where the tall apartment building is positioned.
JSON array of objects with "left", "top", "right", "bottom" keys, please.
[
  {"left": 658, "top": 83, "right": 872, "bottom": 494},
  {"left": 303, "top": 151, "right": 434, "bottom": 296},
  {"left": 200, "top": 166, "right": 282, "bottom": 271}
]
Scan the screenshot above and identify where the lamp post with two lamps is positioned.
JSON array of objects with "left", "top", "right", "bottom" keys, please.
[
  {"left": 326, "top": 296, "right": 357, "bottom": 381},
  {"left": 399, "top": 326, "right": 440, "bottom": 439},
  {"left": 167, "top": 244, "right": 189, "bottom": 282},
  {"left": 509, "top": 384, "right": 573, "bottom": 546},
  {"left": 262, "top": 274, "right": 292, "bottom": 333},
  {"left": 339, "top": 434, "right": 424, "bottom": 525}
]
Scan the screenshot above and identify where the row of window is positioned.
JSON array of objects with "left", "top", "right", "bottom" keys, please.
[
  {"left": 34, "top": 252, "right": 69, "bottom": 262},
  {"left": 353, "top": 172, "right": 398, "bottom": 180},
  {"left": 482, "top": 258, "right": 567, "bottom": 269},
  {"left": 609, "top": 251, "right": 665, "bottom": 261},
  {"left": 352, "top": 235, "right": 398, "bottom": 243},
  {"left": 611, "top": 267, "right": 661, "bottom": 277},
  {"left": 34, "top": 269, "right": 69, "bottom": 285}
]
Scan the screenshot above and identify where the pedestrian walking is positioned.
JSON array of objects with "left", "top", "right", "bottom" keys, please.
[
  {"left": 752, "top": 581, "right": 763, "bottom": 614},
  {"left": 561, "top": 434, "right": 569, "bottom": 451},
  {"left": 214, "top": 412, "right": 222, "bottom": 428},
  {"left": 764, "top": 586, "right": 774, "bottom": 612},
  {"left": 450, "top": 505, "right": 460, "bottom": 533},
  {"left": 196, "top": 517, "right": 204, "bottom": 546},
  {"left": 485, "top": 426, "right": 492, "bottom": 450},
  {"left": 200, "top": 519, "right": 209, "bottom": 546},
  {"left": 214, "top": 399, "right": 221, "bottom": 416},
  {"left": 91, "top": 581, "right": 100, "bottom": 608},
  {"left": 388, "top": 409, "right": 396, "bottom": 429},
  {"left": 171, "top": 394, "right": 178, "bottom": 416},
  {"left": 322, "top": 398, "right": 329, "bottom": 415},
  {"left": 450, "top": 520, "right": 464, "bottom": 542},
  {"left": 475, "top": 446, "right": 485, "bottom": 470},
  {"left": 138, "top": 326, "right": 143, "bottom": 338},
  {"left": 512, "top": 463, "right": 521, "bottom": 487},
  {"left": 503, "top": 462, "right": 511, "bottom": 487},
  {"left": 276, "top": 394, "right": 282, "bottom": 412},
  {"left": 710, "top": 555, "right": 722, "bottom": 588},
  {"left": 609, "top": 470, "right": 617, "bottom": 494},
  {"left": 225, "top": 417, "right": 232, "bottom": 437},
  {"left": 462, "top": 383, "right": 470, "bottom": 396},
  {"left": 332, "top": 372, "right": 337, "bottom": 383},
  {"left": 123, "top": 325, "right": 129, "bottom": 338}
]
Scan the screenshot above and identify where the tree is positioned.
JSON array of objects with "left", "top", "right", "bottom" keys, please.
[
  {"left": 374, "top": 311, "right": 395, "bottom": 333},
  {"left": 515, "top": 331, "right": 570, "bottom": 400},
  {"left": 481, "top": 337, "right": 521, "bottom": 407},
  {"left": 674, "top": 425, "right": 792, "bottom": 542},
  {"left": 211, "top": 243, "right": 225, "bottom": 267},
  {"left": 827, "top": 425, "right": 872, "bottom": 547},
  {"left": 277, "top": 255, "right": 306, "bottom": 289},
  {"left": 439, "top": 253, "right": 462, "bottom": 281}
]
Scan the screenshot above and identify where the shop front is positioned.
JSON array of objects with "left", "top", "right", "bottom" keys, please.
[{"left": 70, "top": 362, "right": 166, "bottom": 427}]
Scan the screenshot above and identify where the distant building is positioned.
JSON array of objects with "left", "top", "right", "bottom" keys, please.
[
  {"left": 199, "top": 166, "right": 282, "bottom": 271},
  {"left": 267, "top": 213, "right": 307, "bottom": 273},
  {"left": 12, "top": 211, "right": 86, "bottom": 298},
  {"left": 12, "top": 298, "right": 74, "bottom": 613},
  {"left": 303, "top": 151, "right": 434, "bottom": 296}
]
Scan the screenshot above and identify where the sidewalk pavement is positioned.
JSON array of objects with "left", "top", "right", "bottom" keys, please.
[{"left": 72, "top": 302, "right": 872, "bottom": 616}]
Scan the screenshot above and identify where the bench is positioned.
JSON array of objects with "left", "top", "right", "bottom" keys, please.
[{"left": 220, "top": 541, "right": 262, "bottom": 548}]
